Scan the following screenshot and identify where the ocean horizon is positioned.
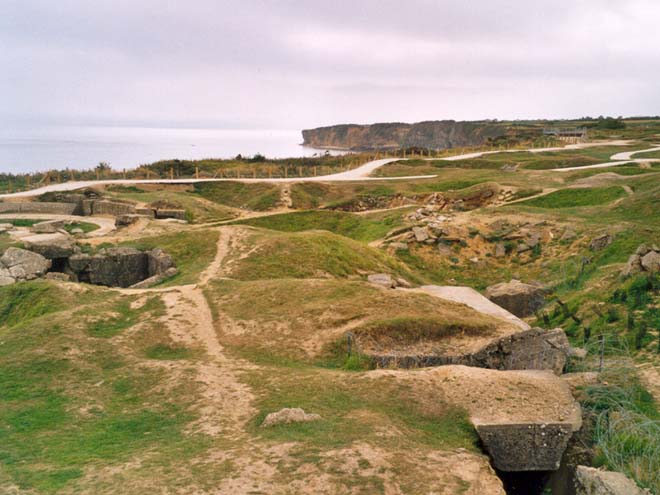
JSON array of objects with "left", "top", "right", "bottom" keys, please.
[{"left": 0, "top": 125, "right": 333, "bottom": 174}]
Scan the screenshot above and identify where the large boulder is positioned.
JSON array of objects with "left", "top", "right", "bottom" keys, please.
[
  {"left": 0, "top": 267, "right": 16, "bottom": 285},
  {"left": 0, "top": 247, "right": 51, "bottom": 280},
  {"left": 23, "top": 233, "right": 77, "bottom": 259},
  {"left": 367, "top": 273, "right": 397, "bottom": 289},
  {"left": 260, "top": 408, "right": 321, "bottom": 428},
  {"left": 147, "top": 248, "right": 176, "bottom": 275},
  {"left": 640, "top": 250, "right": 660, "bottom": 273},
  {"left": 621, "top": 254, "right": 643, "bottom": 277},
  {"left": 575, "top": 466, "right": 649, "bottom": 495},
  {"left": 32, "top": 219, "right": 65, "bottom": 234},
  {"left": 485, "top": 280, "right": 546, "bottom": 317}
]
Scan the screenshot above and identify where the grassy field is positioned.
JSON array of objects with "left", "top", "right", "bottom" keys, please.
[{"left": 0, "top": 284, "right": 207, "bottom": 493}]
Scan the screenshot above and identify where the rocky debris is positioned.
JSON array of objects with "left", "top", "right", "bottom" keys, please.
[
  {"left": 0, "top": 247, "right": 51, "bottom": 282},
  {"left": 260, "top": 408, "right": 321, "bottom": 428},
  {"left": 365, "top": 327, "right": 569, "bottom": 376},
  {"left": 367, "top": 273, "right": 397, "bottom": 289},
  {"left": 0, "top": 223, "right": 15, "bottom": 233},
  {"left": 129, "top": 267, "right": 178, "bottom": 289},
  {"left": 32, "top": 219, "right": 65, "bottom": 234},
  {"left": 115, "top": 214, "right": 143, "bottom": 227},
  {"left": 23, "top": 233, "right": 77, "bottom": 259},
  {"left": 148, "top": 248, "right": 176, "bottom": 275},
  {"left": 485, "top": 280, "right": 546, "bottom": 317},
  {"left": 70, "top": 228, "right": 84, "bottom": 235},
  {"left": 622, "top": 254, "right": 643, "bottom": 276},
  {"left": 589, "top": 234, "right": 613, "bottom": 251},
  {"left": 412, "top": 226, "right": 429, "bottom": 242},
  {"left": 574, "top": 466, "right": 649, "bottom": 495},
  {"left": 468, "top": 327, "right": 569, "bottom": 376},
  {"left": 561, "top": 227, "right": 578, "bottom": 241},
  {"left": 640, "top": 250, "right": 660, "bottom": 273},
  {"left": 388, "top": 241, "right": 408, "bottom": 251},
  {"left": 622, "top": 244, "right": 660, "bottom": 276}
]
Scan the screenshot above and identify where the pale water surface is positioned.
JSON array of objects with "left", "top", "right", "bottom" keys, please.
[{"left": 0, "top": 126, "right": 329, "bottom": 174}]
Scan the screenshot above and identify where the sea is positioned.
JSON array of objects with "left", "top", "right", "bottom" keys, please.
[{"left": 0, "top": 126, "right": 332, "bottom": 174}]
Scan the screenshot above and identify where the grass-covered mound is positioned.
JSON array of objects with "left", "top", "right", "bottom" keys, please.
[
  {"left": 205, "top": 278, "right": 504, "bottom": 364},
  {"left": 193, "top": 182, "right": 280, "bottom": 211},
  {"left": 225, "top": 228, "right": 417, "bottom": 281},
  {"left": 516, "top": 186, "right": 626, "bottom": 208},
  {"left": 234, "top": 209, "right": 405, "bottom": 242}
]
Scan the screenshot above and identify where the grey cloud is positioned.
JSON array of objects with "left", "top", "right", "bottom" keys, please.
[{"left": 1, "top": 0, "right": 659, "bottom": 130}]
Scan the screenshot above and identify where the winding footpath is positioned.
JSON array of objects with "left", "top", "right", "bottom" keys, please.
[{"left": 1, "top": 141, "right": 659, "bottom": 199}]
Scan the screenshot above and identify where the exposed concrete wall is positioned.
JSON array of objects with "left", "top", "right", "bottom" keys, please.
[
  {"left": 0, "top": 202, "right": 78, "bottom": 215},
  {"left": 476, "top": 423, "right": 574, "bottom": 471}
]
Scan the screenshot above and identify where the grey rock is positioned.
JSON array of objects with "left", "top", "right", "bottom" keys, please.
[
  {"left": 389, "top": 242, "right": 409, "bottom": 251},
  {"left": 395, "top": 277, "right": 412, "bottom": 288},
  {"left": 412, "top": 226, "right": 429, "bottom": 242},
  {"left": 147, "top": 248, "right": 175, "bottom": 275},
  {"left": 575, "top": 466, "right": 649, "bottom": 495},
  {"left": 621, "top": 254, "right": 642, "bottom": 277},
  {"left": 560, "top": 227, "right": 577, "bottom": 241},
  {"left": 635, "top": 244, "right": 651, "bottom": 256},
  {"left": 23, "top": 233, "right": 76, "bottom": 259},
  {"left": 129, "top": 267, "right": 178, "bottom": 289},
  {"left": 261, "top": 408, "right": 321, "bottom": 428},
  {"left": 640, "top": 250, "right": 660, "bottom": 273},
  {"left": 70, "top": 228, "right": 84, "bottom": 235},
  {"left": 494, "top": 242, "right": 506, "bottom": 258},
  {"left": 32, "top": 219, "right": 65, "bottom": 234},
  {"left": 517, "top": 243, "right": 531, "bottom": 253},
  {"left": 367, "top": 273, "right": 396, "bottom": 289},
  {"left": 485, "top": 280, "right": 546, "bottom": 318},
  {"left": 590, "top": 234, "right": 613, "bottom": 251},
  {"left": 0, "top": 223, "right": 14, "bottom": 233},
  {"left": 0, "top": 247, "right": 51, "bottom": 280},
  {"left": 0, "top": 275, "right": 16, "bottom": 286},
  {"left": 68, "top": 253, "right": 92, "bottom": 272}
]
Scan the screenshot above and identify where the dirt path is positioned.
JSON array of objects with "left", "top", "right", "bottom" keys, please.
[
  {"left": 2, "top": 140, "right": 639, "bottom": 200},
  {"left": 118, "top": 227, "right": 256, "bottom": 438}
]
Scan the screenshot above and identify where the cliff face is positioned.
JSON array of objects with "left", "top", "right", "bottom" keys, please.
[{"left": 302, "top": 120, "right": 507, "bottom": 150}]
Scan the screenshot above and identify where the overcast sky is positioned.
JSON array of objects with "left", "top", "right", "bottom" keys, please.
[{"left": 1, "top": 0, "right": 659, "bottom": 130}]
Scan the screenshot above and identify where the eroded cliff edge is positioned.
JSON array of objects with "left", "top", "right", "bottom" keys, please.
[{"left": 302, "top": 120, "right": 507, "bottom": 150}]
